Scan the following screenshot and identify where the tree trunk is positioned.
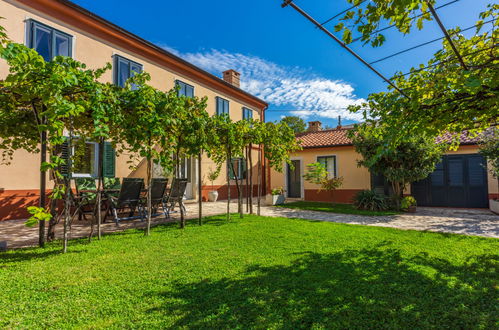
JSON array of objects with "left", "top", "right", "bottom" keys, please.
[
  {"left": 249, "top": 143, "right": 254, "bottom": 214},
  {"left": 145, "top": 157, "right": 152, "bottom": 235},
  {"left": 39, "top": 130, "right": 47, "bottom": 248},
  {"left": 257, "top": 144, "right": 262, "bottom": 216},
  {"left": 97, "top": 139, "right": 104, "bottom": 240},
  {"left": 198, "top": 152, "right": 202, "bottom": 226},
  {"left": 226, "top": 148, "right": 231, "bottom": 221},
  {"left": 47, "top": 193, "right": 57, "bottom": 242},
  {"left": 230, "top": 161, "right": 243, "bottom": 219},
  {"left": 176, "top": 151, "right": 185, "bottom": 229},
  {"left": 245, "top": 146, "right": 249, "bottom": 213},
  {"left": 63, "top": 129, "right": 73, "bottom": 253}
]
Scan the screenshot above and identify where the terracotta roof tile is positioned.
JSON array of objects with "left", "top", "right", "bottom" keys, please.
[
  {"left": 296, "top": 128, "right": 488, "bottom": 149},
  {"left": 296, "top": 128, "right": 353, "bottom": 148}
]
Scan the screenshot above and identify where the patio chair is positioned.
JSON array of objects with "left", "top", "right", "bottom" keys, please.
[
  {"left": 74, "top": 178, "right": 98, "bottom": 221},
  {"left": 163, "top": 178, "right": 188, "bottom": 218},
  {"left": 103, "top": 177, "right": 122, "bottom": 199},
  {"left": 140, "top": 178, "right": 169, "bottom": 219},
  {"left": 107, "top": 178, "right": 145, "bottom": 224}
]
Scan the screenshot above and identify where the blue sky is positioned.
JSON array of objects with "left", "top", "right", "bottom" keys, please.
[{"left": 73, "top": 0, "right": 490, "bottom": 127}]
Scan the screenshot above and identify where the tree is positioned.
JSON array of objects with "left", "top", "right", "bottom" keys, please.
[
  {"left": 303, "top": 162, "right": 344, "bottom": 202},
  {"left": 335, "top": 2, "right": 498, "bottom": 140},
  {"left": 206, "top": 115, "right": 243, "bottom": 220},
  {"left": 0, "top": 41, "right": 114, "bottom": 250},
  {"left": 258, "top": 121, "right": 302, "bottom": 215},
  {"left": 479, "top": 127, "right": 499, "bottom": 198},
  {"left": 349, "top": 123, "right": 445, "bottom": 209},
  {"left": 169, "top": 92, "right": 209, "bottom": 228},
  {"left": 117, "top": 73, "right": 178, "bottom": 236},
  {"left": 280, "top": 116, "right": 306, "bottom": 134}
]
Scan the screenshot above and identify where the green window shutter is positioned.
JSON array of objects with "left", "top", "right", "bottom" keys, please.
[
  {"left": 54, "top": 138, "right": 70, "bottom": 178},
  {"left": 102, "top": 142, "right": 116, "bottom": 178}
]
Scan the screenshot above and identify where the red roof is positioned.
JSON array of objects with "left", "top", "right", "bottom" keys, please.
[
  {"left": 435, "top": 130, "right": 483, "bottom": 145},
  {"left": 296, "top": 128, "right": 353, "bottom": 148},
  {"left": 296, "top": 128, "right": 485, "bottom": 149}
]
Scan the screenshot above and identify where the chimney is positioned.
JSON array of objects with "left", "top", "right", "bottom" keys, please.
[
  {"left": 307, "top": 121, "right": 322, "bottom": 132},
  {"left": 223, "top": 69, "right": 241, "bottom": 88},
  {"left": 337, "top": 116, "right": 342, "bottom": 129}
]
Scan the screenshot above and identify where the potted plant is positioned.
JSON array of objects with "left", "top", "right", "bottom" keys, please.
[
  {"left": 207, "top": 168, "right": 220, "bottom": 202},
  {"left": 401, "top": 196, "right": 417, "bottom": 213},
  {"left": 270, "top": 187, "right": 286, "bottom": 205}
]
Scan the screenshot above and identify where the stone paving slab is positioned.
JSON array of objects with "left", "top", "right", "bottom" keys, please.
[{"left": 0, "top": 201, "right": 497, "bottom": 249}]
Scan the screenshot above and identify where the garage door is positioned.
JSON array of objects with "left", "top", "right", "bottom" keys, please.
[{"left": 412, "top": 154, "right": 489, "bottom": 208}]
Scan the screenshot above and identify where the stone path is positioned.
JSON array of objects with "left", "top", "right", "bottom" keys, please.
[{"left": 0, "top": 201, "right": 497, "bottom": 249}]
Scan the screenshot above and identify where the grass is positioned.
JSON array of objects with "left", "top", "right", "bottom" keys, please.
[
  {"left": 0, "top": 215, "right": 497, "bottom": 328},
  {"left": 276, "top": 201, "right": 400, "bottom": 216}
]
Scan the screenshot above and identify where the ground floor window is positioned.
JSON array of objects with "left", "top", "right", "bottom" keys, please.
[
  {"left": 317, "top": 155, "right": 337, "bottom": 178},
  {"left": 72, "top": 142, "right": 99, "bottom": 178},
  {"left": 229, "top": 158, "right": 246, "bottom": 180}
]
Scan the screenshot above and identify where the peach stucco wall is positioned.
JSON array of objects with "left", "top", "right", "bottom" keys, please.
[
  {"left": 0, "top": 0, "right": 263, "bottom": 204},
  {"left": 271, "top": 144, "right": 498, "bottom": 198},
  {"left": 270, "top": 145, "right": 371, "bottom": 195}
]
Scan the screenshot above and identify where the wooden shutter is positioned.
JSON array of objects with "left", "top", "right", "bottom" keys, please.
[
  {"left": 102, "top": 142, "right": 116, "bottom": 178},
  {"left": 54, "top": 138, "right": 70, "bottom": 177}
]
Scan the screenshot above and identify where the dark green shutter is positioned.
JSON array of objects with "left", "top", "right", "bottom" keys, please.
[
  {"left": 55, "top": 138, "right": 70, "bottom": 178},
  {"left": 102, "top": 142, "right": 116, "bottom": 178}
]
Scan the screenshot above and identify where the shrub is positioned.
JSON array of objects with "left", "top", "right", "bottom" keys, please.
[
  {"left": 401, "top": 196, "right": 417, "bottom": 210},
  {"left": 353, "top": 190, "right": 389, "bottom": 211},
  {"left": 271, "top": 187, "right": 285, "bottom": 195}
]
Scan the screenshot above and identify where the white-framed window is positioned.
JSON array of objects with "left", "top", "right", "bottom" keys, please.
[
  {"left": 317, "top": 155, "right": 337, "bottom": 178},
  {"left": 72, "top": 142, "right": 99, "bottom": 178},
  {"left": 229, "top": 158, "right": 246, "bottom": 180}
]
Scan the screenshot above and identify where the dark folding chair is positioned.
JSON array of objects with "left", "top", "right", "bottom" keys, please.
[
  {"left": 103, "top": 177, "right": 122, "bottom": 198},
  {"left": 141, "top": 178, "right": 169, "bottom": 219},
  {"left": 107, "top": 178, "right": 144, "bottom": 224},
  {"left": 73, "top": 178, "right": 97, "bottom": 221},
  {"left": 163, "top": 178, "right": 188, "bottom": 218}
]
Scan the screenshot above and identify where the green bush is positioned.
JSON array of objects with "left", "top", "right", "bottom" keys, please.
[
  {"left": 401, "top": 196, "right": 417, "bottom": 210},
  {"left": 353, "top": 190, "right": 389, "bottom": 211}
]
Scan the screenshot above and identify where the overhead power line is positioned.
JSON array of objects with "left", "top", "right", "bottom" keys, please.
[
  {"left": 426, "top": 1, "right": 468, "bottom": 69},
  {"left": 351, "top": 0, "right": 460, "bottom": 43},
  {"left": 394, "top": 44, "right": 498, "bottom": 78},
  {"left": 319, "top": 0, "right": 367, "bottom": 27},
  {"left": 370, "top": 19, "right": 496, "bottom": 65},
  {"left": 281, "top": 0, "right": 409, "bottom": 98}
]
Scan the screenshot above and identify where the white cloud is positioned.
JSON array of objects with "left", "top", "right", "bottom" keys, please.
[{"left": 161, "top": 47, "right": 365, "bottom": 121}]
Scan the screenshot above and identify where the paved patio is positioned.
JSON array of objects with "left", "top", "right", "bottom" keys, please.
[{"left": 0, "top": 201, "right": 497, "bottom": 249}]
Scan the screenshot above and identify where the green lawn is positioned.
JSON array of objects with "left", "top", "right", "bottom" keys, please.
[
  {"left": 0, "top": 215, "right": 497, "bottom": 328},
  {"left": 276, "top": 201, "right": 400, "bottom": 216}
]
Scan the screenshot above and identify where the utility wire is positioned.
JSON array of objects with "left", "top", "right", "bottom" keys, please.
[
  {"left": 370, "top": 19, "right": 496, "bottom": 65},
  {"left": 426, "top": 1, "right": 468, "bottom": 69},
  {"left": 281, "top": 0, "right": 409, "bottom": 98},
  {"left": 394, "top": 44, "right": 498, "bottom": 78},
  {"left": 319, "top": 0, "right": 367, "bottom": 27},
  {"left": 351, "top": 0, "right": 460, "bottom": 43}
]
